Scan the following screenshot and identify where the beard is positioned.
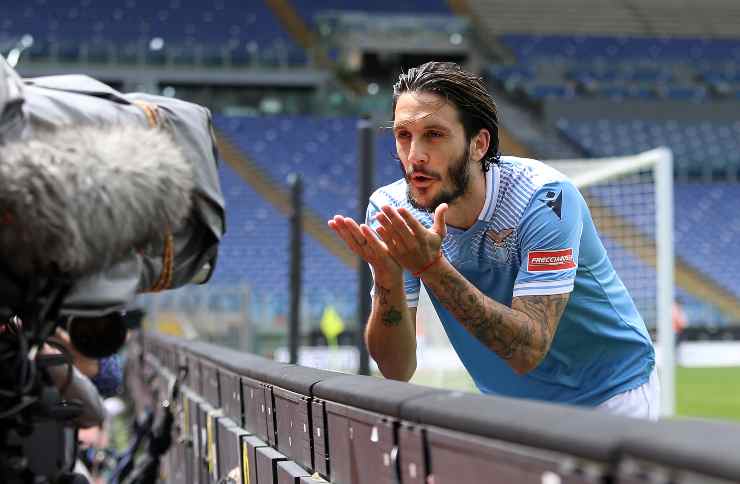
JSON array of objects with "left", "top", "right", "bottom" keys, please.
[{"left": 401, "top": 144, "right": 472, "bottom": 213}]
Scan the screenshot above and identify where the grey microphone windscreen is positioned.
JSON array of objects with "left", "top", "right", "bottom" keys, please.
[{"left": 0, "top": 124, "right": 194, "bottom": 278}]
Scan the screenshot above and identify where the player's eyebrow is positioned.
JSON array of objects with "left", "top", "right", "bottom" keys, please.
[
  {"left": 392, "top": 120, "right": 451, "bottom": 134},
  {"left": 422, "top": 123, "right": 451, "bottom": 133},
  {"left": 393, "top": 111, "right": 433, "bottom": 131}
]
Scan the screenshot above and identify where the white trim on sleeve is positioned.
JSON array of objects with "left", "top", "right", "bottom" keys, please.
[
  {"left": 514, "top": 280, "right": 574, "bottom": 289},
  {"left": 512, "top": 279, "right": 574, "bottom": 297}
]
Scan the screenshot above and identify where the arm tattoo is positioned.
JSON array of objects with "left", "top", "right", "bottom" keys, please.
[
  {"left": 513, "top": 294, "right": 569, "bottom": 358},
  {"left": 382, "top": 308, "right": 403, "bottom": 327},
  {"left": 431, "top": 272, "right": 569, "bottom": 370},
  {"left": 375, "top": 283, "right": 403, "bottom": 327},
  {"left": 376, "top": 283, "right": 390, "bottom": 306}
]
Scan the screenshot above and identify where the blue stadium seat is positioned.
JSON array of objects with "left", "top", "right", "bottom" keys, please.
[
  {"left": 556, "top": 118, "right": 740, "bottom": 178},
  {"left": 212, "top": 161, "right": 358, "bottom": 322},
  {"left": 672, "top": 183, "right": 740, "bottom": 302},
  {"left": 1, "top": 0, "right": 306, "bottom": 66},
  {"left": 290, "top": 0, "right": 451, "bottom": 26},
  {"left": 501, "top": 35, "right": 740, "bottom": 63},
  {"left": 215, "top": 115, "right": 399, "bottom": 222},
  {"left": 491, "top": 35, "right": 740, "bottom": 102},
  {"left": 212, "top": 114, "right": 412, "bottom": 322},
  {"left": 522, "top": 82, "right": 576, "bottom": 100}
]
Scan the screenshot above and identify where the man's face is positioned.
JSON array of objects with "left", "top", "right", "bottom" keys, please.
[{"left": 393, "top": 92, "right": 474, "bottom": 212}]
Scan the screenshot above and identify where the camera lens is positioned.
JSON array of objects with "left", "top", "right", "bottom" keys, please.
[{"left": 67, "top": 312, "right": 127, "bottom": 358}]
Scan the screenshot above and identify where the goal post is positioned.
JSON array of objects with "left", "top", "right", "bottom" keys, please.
[{"left": 414, "top": 147, "right": 676, "bottom": 416}]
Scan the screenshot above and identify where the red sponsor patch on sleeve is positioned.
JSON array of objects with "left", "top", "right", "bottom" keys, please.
[{"left": 527, "top": 248, "right": 576, "bottom": 272}]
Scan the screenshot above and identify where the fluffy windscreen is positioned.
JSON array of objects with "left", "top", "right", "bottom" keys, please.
[{"left": 0, "top": 124, "right": 194, "bottom": 278}]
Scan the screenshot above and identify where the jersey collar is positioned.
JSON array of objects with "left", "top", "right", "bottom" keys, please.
[{"left": 477, "top": 164, "right": 500, "bottom": 222}]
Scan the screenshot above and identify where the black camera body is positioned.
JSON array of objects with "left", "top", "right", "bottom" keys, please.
[{"left": 0, "top": 283, "right": 85, "bottom": 483}]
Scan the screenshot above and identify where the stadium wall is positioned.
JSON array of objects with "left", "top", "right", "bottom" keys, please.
[{"left": 133, "top": 331, "right": 740, "bottom": 484}]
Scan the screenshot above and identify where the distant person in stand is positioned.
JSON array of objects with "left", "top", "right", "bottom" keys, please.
[{"left": 673, "top": 299, "right": 688, "bottom": 346}]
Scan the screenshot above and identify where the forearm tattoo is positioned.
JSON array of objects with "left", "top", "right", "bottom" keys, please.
[
  {"left": 375, "top": 283, "right": 403, "bottom": 327},
  {"left": 431, "top": 273, "right": 569, "bottom": 368},
  {"left": 382, "top": 308, "right": 403, "bottom": 327},
  {"left": 512, "top": 294, "right": 569, "bottom": 360}
]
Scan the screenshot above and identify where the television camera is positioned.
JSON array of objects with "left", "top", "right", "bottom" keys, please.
[{"left": 0, "top": 55, "right": 225, "bottom": 483}]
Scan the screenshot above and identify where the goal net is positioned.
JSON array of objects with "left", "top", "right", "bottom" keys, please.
[{"left": 412, "top": 147, "right": 676, "bottom": 416}]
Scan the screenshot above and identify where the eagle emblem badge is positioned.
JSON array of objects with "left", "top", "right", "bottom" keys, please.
[{"left": 485, "top": 228, "right": 514, "bottom": 264}]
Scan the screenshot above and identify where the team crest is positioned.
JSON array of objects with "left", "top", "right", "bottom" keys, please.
[
  {"left": 485, "top": 227, "right": 514, "bottom": 264},
  {"left": 486, "top": 228, "right": 513, "bottom": 245}
]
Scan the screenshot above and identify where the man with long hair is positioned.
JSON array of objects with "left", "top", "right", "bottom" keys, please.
[{"left": 329, "top": 62, "right": 659, "bottom": 419}]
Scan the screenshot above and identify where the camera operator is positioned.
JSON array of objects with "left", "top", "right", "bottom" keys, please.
[
  {"left": 40, "top": 329, "right": 106, "bottom": 429},
  {"left": 50, "top": 328, "right": 124, "bottom": 399}
]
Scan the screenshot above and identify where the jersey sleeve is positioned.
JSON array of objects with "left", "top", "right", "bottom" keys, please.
[
  {"left": 366, "top": 193, "right": 421, "bottom": 307},
  {"left": 513, "top": 180, "right": 584, "bottom": 297}
]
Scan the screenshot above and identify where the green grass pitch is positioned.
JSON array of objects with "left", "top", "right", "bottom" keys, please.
[{"left": 676, "top": 366, "right": 740, "bottom": 422}]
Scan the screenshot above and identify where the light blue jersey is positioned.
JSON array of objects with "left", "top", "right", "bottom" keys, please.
[{"left": 366, "top": 156, "right": 655, "bottom": 406}]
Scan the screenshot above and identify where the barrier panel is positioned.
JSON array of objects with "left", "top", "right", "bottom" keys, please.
[
  {"left": 617, "top": 419, "right": 740, "bottom": 483},
  {"left": 258, "top": 365, "right": 337, "bottom": 469},
  {"left": 312, "top": 375, "right": 443, "bottom": 484},
  {"left": 400, "top": 391, "right": 649, "bottom": 483},
  {"left": 131, "top": 332, "right": 740, "bottom": 484},
  {"left": 278, "top": 460, "right": 312, "bottom": 483},
  {"left": 243, "top": 434, "right": 270, "bottom": 484}
]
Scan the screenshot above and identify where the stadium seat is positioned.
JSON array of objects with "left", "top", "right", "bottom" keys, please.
[
  {"left": 1, "top": 0, "right": 307, "bottom": 66},
  {"left": 489, "top": 35, "right": 740, "bottom": 103},
  {"left": 215, "top": 115, "right": 399, "bottom": 222},
  {"left": 212, "top": 160, "right": 358, "bottom": 324},
  {"left": 290, "top": 0, "right": 452, "bottom": 26},
  {"left": 556, "top": 118, "right": 740, "bottom": 178}
]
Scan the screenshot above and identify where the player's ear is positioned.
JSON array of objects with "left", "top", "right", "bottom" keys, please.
[{"left": 471, "top": 128, "right": 490, "bottom": 163}]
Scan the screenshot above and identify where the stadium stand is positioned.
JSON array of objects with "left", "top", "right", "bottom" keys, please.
[
  {"left": 463, "top": 0, "right": 740, "bottom": 37},
  {"left": 215, "top": 115, "right": 399, "bottom": 222},
  {"left": 212, "top": 161, "right": 357, "bottom": 323},
  {"left": 673, "top": 183, "right": 740, "bottom": 301},
  {"left": 501, "top": 35, "right": 740, "bottom": 62},
  {"left": 489, "top": 35, "right": 740, "bottom": 103},
  {"left": 0, "top": 0, "right": 306, "bottom": 66},
  {"left": 493, "top": 95, "right": 585, "bottom": 160},
  {"left": 290, "top": 0, "right": 451, "bottom": 23},
  {"left": 556, "top": 118, "right": 740, "bottom": 178}
]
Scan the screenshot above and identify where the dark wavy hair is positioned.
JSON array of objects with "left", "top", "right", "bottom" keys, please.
[{"left": 392, "top": 61, "right": 500, "bottom": 172}]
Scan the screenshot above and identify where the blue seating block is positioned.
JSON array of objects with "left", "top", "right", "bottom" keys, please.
[
  {"left": 215, "top": 115, "right": 400, "bottom": 222},
  {"left": 2, "top": 0, "right": 306, "bottom": 65},
  {"left": 290, "top": 0, "right": 451, "bottom": 25},
  {"left": 556, "top": 118, "right": 740, "bottom": 178},
  {"left": 492, "top": 35, "right": 740, "bottom": 102},
  {"left": 211, "top": 161, "right": 358, "bottom": 322}
]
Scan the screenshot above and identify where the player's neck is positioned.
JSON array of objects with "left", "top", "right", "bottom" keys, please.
[{"left": 445, "top": 170, "right": 486, "bottom": 230}]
